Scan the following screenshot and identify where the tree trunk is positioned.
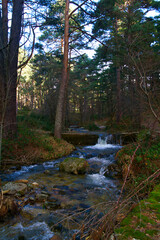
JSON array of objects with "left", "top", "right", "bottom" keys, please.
[
  {"left": 116, "top": 67, "right": 122, "bottom": 123},
  {"left": 54, "top": 0, "right": 70, "bottom": 138},
  {"left": 4, "top": 0, "right": 24, "bottom": 137}
]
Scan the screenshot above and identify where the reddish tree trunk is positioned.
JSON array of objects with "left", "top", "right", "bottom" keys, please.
[
  {"left": 3, "top": 0, "right": 24, "bottom": 137},
  {"left": 54, "top": 0, "right": 70, "bottom": 138}
]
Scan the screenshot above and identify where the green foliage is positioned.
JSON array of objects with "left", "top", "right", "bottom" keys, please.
[
  {"left": 117, "top": 134, "right": 160, "bottom": 188},
  {"left": 105, "top": 118, "right": 140, "bottom": 132},
  {"left": 17, "top": 110, "right": 54, "bottom": 132},
  {"left": 115, "top": 184, "right": 160, "bottom": 240},
  {"left": 137, "top": 129, "right": 151, "bottom": 143}
]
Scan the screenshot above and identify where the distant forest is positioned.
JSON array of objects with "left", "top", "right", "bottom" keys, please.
[{"left": 0, "top": 0, "right": 160, "bottom": 139}]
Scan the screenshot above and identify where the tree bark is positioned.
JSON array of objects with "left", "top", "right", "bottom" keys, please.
[
  {"left": 116, "top": 67, "right": 122, "bottom": 123},
  {"left": 54, "top": 0, "right": 70, "bottom": 138},
  {"left": 3, "top": 0, "right": 24, "bottom": 137}
]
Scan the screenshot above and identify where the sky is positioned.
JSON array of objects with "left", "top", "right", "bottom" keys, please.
[{"left": 21, "top": 0, "right": 160, "bottom": 60}]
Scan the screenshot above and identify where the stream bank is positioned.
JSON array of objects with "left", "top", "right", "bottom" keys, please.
[
  {"left": 1, "top": 127, "right": 159, "bottom": 240},
  {"left": 0, "top": 131, "right": 122, "bottom": 240}
]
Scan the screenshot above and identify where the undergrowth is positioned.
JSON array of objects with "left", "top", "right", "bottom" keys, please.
[
  {"left": 70, "top": 130, "right": 160, "bottom": 240},
  {"left": 1, "top": 110, "right": 74, "bottom": 168},
  {"left": 116, "top": 130, "right": 160, "bottom": 189},
  {"left": 17, "top": 109, "right": 54, "bottom": 132}
]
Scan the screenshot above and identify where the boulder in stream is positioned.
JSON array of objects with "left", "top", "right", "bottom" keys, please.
[
  {"left": 59, "top": 157, "right": 89, "bottom": 175},
  {"left": 3, "top": 182, "right": 27, "bottom": 195}
]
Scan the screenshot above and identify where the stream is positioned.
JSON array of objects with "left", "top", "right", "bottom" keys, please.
[{"left": 0, "top": 132, "right": 122, "bottom": 240}]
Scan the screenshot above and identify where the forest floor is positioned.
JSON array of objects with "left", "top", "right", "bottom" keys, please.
[
  {"left": 1, "top": 111, "right": 75, "bottom": 170},
  {"left": 112, "top": 137, "right": 160, "bottom": 240},
  {"left": 115, "top": 184, "right": 160, "bottom": 240},
  {"left": 1, "top": 111, "right": 160, "bottom": 240}
]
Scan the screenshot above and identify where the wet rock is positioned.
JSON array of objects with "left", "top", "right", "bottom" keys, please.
[
  {"left": 51, "top": 223, "right": 63, "bottom": 233},
  {"left": 9, "top": 166, "right": 17, "bottom": 170},
  {"left": 36, "top": 193, "right": 48, "bottom": 201},
  {"left": 85, "top": 154, "right": 95, "bottom": 159},
  {"left": 60, "top": 199, "right": 79, "bottom": 209},
  {"left": 3, "top": 182, "right": 27, "bottom": 195},
  {"left": 18, "top": 236, "right": 27, "bottom": 240},
  {"left": 20, "top": 210, "right": 34, "bottom": 221},
  {"left": 104, "top": 163, "right": 122, "bottom": 177},
  {"left": 59, "top": 157, "right": 89, "bottom": 175},
  {"left": 87, "top": 163, "right": 101, "bottom": 174},
  {"left": 31, "top": 182, "right": 39, "bottom": 188},
  {"left": 44, "top": 170, "right": 50, "bottom": 174},
  {"left": 53, "top": 185, "right": 69, "bottom": 191},
  {"left": 15, "top": 179, "right": 29, "bottom": 184},
  {"left": 45, "top": 200, "right": 61, "bottom": 210},
  {"left": 29, "top": 197, "right": 35, "bottom": 203},
  {"left": 50, "top": 235, "right": 62, "bottom": 240},
  {"left": 79, "top": 203, "right": 90, "bottom": 209},
  {"left": 0, "top": 197, "right": 18, "bottom": 219},
  {"left": 41, "top": 190, "right": 50, "bottom": 196}
]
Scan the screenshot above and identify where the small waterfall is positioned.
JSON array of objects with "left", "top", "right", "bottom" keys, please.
[
  {"left": 98, "top": 134, "right": 113, "bottom": 145},
  {"left": 85, "top": 134, "right": 121, "bottom": 149},
  {"left": 99, "top": 166, "right": 106, "bottom": 176}
]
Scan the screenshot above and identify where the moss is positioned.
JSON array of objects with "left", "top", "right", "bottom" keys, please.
[
  {"left": 148, "top": 203, "right": 160, "bottom": 212},
  {"left": 136, "top": 214, "right": 156, "bottom": 225},
  {"left": 145, "top": 229, "right": 159, "bottom": 236},
  {"left": 116, "top": 226, "right": 151, "bottom": 240},
  {"left": 59, "top": 157, "right": 89, "bottom": 175},
  {"left": 149, "top": 190, "right": 160, "bottom": 202},
  {"left": 120, "top": 216, "right": 132, "bottom": 226},
  {"left": 2, "top": 125, "right": 75, "bottom": 169},
  {"left": 115, "top": 185, "right": 160, "bottom": 240}
]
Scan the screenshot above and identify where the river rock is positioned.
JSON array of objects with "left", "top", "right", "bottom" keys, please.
[
  {"left": 45, "top": 200, "right": 61, "bottom": 210},
  {"left": 59, "top": 157, "right": 89, "bottom": 175},
  {"left": 31, "top": 182, "right": 39, "bottom": 188},
  {"left": 3, "top": 182, "right": 27, "bottom": 195},
  {"left": 0, "top": 196, "right": 18, "bottom": 218},
  {"left": 15, "top": 179, "right": 29, "bottom": 184},
  {"left": 36, "top": 193, "right": 48, "bottom": 201},
  {"left": 50, "top": 234, "right": 63, "bottom": 240},
  {"left": 104, "top": 163, "right": 122, "bottom": 177},
  {"left": 60, "top": 199, "right": 79, "bottom": 209}
]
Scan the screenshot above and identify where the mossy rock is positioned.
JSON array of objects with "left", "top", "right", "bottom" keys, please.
[{"left": 59, "top": 157, "right": 89, "bottom": 175}]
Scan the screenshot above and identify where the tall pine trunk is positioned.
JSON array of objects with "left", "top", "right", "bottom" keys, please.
[
  {"left": 0, "top": 0, "right": 24, "bottom": 165},
  {"left": 3, "top": 0, "right": 24, "bottom": 137},
  {"left": 54, "top": 0, "right": 70, "bottom": 138},
  {"left": 116, "top": 67, "right": 122, "bottom": 123}
]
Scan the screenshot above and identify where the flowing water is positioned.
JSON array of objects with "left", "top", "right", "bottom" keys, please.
[{"left": 0, "top": 133, "right": 122, "bottom": 240}]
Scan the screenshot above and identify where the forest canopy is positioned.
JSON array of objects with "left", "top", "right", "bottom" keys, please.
[{"left": 0, "top": 0, "right": 160, "bottom": 139}]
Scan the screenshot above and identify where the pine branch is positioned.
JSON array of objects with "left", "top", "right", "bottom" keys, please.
[{"left": 17, "top": 26, "right": 35, "bottom": 70}]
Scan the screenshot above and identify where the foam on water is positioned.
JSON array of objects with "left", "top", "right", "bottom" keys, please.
[
  {"left": 43, "top": 160, "right": 59, "bottom": 169},
  {"left": 87, "top": 156, "right": 112, "bottom": 165},
  {"left": 85, "top": 135, "right": 121, "bottom": 150},
  {"left": 86, "top": 143, "right": 120, "bottom": 149},
  {"left": 11, "top": 222, "right": 54, "bottom": 240},
  {"left": 87, "top": 172, "right": 117, "bottom": 189}
]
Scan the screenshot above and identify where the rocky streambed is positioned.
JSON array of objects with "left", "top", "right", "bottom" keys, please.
[{"left": 0, "top": 134, "right": 122, "bottom": 240}]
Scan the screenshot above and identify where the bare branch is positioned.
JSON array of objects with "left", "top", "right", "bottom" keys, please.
[
  {"left": 69, "top": 0, "right": 89, "bottom": 18},
  {"left": 70, "top": 17, "right": 107, "bottom": 47},
  {"left": 18, "top": 26, "right": 35, "bottom": 70}
]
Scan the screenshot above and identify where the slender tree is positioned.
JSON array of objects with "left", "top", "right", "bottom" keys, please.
[{"left": 54, "top": 0, "right": 70, "bottom": 138}]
